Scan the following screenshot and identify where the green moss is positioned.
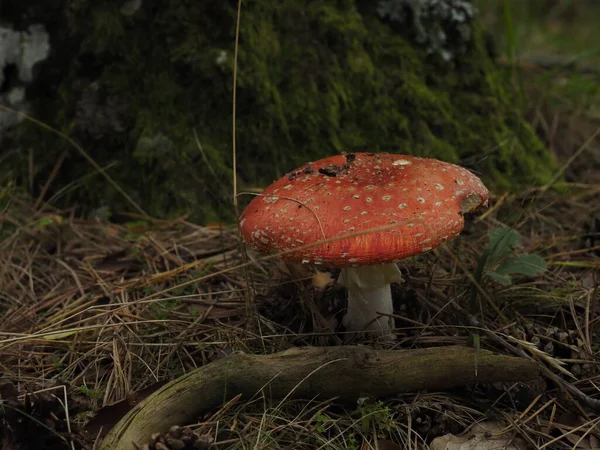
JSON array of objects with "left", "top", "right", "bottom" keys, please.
[{"left": 6, "top": 0, "right": 557, "bottom": 222}]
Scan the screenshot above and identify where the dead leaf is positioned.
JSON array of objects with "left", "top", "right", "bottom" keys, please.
[
  {"left": 85, "top": 380, "right": 168, "bottom": 440},
  {"left": 430, "top": 421, "right": 527, "bottom": 450},
  {"left": 312, "top": 270, "right": 334, "bottom": 289},
  {"left": 361, "top": 438, "right": 402, "bottom": 450},
  {"left": 553, "top": 412, "right": 600, "bottom": 449}
]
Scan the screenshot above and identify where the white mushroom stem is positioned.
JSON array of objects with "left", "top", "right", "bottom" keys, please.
[{"left": 338, "top": 263, "right": 403, "bottom": 341}]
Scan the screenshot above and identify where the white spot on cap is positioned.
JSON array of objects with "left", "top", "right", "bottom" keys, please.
[
  {"left": 392, "top": 159, "right": 412, "bottom": 166},
  {"left": 435, "top": 183, "right": 444, "bottom": 190},
  {"left": 398, "top": 203, "right": 407, "bottom": 209},
  {"left": 455, "top": 178, "right": 464, "bottom": 186},
  {"left": 366, "top": 197, "right": 373, "bottom": 203},
  {"left": 343, "top": 206, "right": 351, "bottom": 211},
  {"left": 416, "top": 197, "right": 425, "bottom": 203},
  {"left": 264, "top": 195, "right": 279, "bottom": 203}
]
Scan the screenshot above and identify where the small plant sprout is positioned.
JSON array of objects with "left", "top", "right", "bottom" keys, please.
[{"left": 483, "top": 226, "right": 548, "bottom": 285}]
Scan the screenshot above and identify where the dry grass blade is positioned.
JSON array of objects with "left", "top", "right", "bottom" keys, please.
[{"left": 1, "top": 172, "right": 600, "bottom": 449}]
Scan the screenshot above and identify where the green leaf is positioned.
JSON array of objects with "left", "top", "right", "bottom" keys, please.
[
  {"left": 485, "top": 253, "right": 547, "bottom": 286},
  {"left": 485, "top": 227, "right": 521, "bottom": 265},
  {"left": 37, "top": 217, "right": 55, "bottom": 227},
  {"left": 485, "top": 269, "right": 513, "bottom": 285},
  {"left": 495, "top": 253, "right": 547, "bottom": 276}
]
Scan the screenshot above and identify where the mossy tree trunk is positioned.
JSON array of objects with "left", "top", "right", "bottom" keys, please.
[{"left": 1, "top": 0, "right": 556, "bottom": 222}]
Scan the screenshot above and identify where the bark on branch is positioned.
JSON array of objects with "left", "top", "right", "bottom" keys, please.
[{"left": 101, "top": 345, "right": 539, "bottom": 450}]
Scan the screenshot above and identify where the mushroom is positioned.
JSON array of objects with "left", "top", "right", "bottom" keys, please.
[{"left": 239, "top": 153, "right": 489, "bottom": 340}]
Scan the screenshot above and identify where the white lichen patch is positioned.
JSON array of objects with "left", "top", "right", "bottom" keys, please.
[
  {"left": 121, "top": 0, "right": 143, "bottom": 15},
  {"left": 0, "top": 24, "right": 51, "bottom": 134}
]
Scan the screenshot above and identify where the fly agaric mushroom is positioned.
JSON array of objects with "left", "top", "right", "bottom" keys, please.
[{"left": 239, "top": 153, "right": 489, "bottom": 340}]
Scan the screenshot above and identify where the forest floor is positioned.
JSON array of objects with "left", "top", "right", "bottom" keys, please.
[{"left": 2, "top": 2, "right": 600, "bottom": 450}]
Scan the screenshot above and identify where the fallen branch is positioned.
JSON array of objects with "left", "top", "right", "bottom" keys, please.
[{"left": 100, "top": 345, "right": 539, "bottom": 450}]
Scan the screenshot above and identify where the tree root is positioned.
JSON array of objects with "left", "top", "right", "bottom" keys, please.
[{"left": 100, "top": 345, "right": 539, "bottom": 450}]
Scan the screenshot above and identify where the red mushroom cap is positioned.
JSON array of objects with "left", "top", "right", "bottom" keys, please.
[{"left": 239, "top": 153, "right": 489, "bottom": 267}]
